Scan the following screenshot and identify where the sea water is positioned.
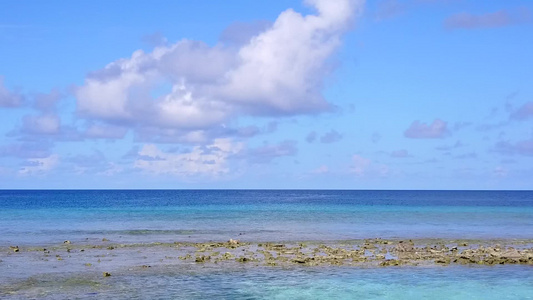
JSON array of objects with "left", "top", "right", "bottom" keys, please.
[{"left": 0, "top": 190, "right": 532, "bottom": 299}]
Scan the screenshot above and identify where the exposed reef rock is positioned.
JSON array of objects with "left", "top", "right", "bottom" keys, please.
[{"left": 2, "top": 238, "right": 532, "bottom": 270}]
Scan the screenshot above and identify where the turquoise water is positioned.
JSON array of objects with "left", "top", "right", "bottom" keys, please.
[
  {"left": 3, "top": 266, "right": 533, "bottom": 299},
  {"left": 1, "top": 190, "right": 532, "bottom": 245},
  {"left": 1, "top": 190, "right": 532, "bottom": 299},
  {"left": 117, "top": 266, "right": 532, "bottom": 300}
]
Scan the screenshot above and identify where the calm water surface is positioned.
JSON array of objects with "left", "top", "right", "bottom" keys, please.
[
  {"left": 1, "top": 190, "right": 532, "bottom": 299},
  {"left": 0, "top": 190, "right": 531, "bottom": 245}
]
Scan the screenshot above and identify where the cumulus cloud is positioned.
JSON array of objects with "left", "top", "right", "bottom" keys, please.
[
  {"left": 134, "top": 138, "right": 243, "bottom": 177},
  {"left": 0, "top": 76, "right": 24, "bottom": 107},
  {"left": 76, "top": 0, "right": 364, "bottom": 142},
  {"left": 320, "top": 129, "right": 343, "bottom": 143},
  {"left": 510, "top": 101, "right": 533, "bottom": 120},
  {"left": 13, "top": 89, "right": 77, "bottom": 140},
  {"left": 404, "top": 119, "right": 449, "bottom": 139},
  {"left": 444, "top": 8, "right": 531, "bottom": 30}
]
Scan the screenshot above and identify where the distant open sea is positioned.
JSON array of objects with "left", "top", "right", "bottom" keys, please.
[{"left": 1, "top": 190, "right": 532, "bottom": 299}]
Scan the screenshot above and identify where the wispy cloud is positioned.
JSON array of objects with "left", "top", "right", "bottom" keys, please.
[
  {"left": 374, "top": 0, "right": 406, "bottom": 21},
  {"left": 495, "top": 139, "right": 533, "bottom": 156},
  {"left": 390, "top": 149, "right": 410, "bottom": 158},
  {"left": 404, "top": 119, "right": 450, "bottom": 139},
  {"left": 18, "top": 154, "right": 59, "bottom": 175},
  {"left": 306, "top": 131, "right": 317, "bottom": 143},
  {"left": 134, "top": 138, "right": 243, "bottom": 177},
  {"left": 444, "top": 8, "right": 531, "bottom": 30},
  {"left": 310, "top": 165, "right": 329, "bottom": 174},
  {"left": 0, "top": 76, "right": 24, "bottom": 107},
  {"left": 510, "top": 101, "right": 533, "bottom": 120},
  {"left": 350, "top": 154, "right": 389, "bottom": 177},
  {"left": 320, "top": 130, "right": 343, "bottom": 144},
  {"left": 243, "top": 140, "right": 298, "bottom": 164}
]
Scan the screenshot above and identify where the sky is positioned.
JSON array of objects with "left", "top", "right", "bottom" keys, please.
[{"left": 0, "top": 0, "right": 532, "bottom": 189}]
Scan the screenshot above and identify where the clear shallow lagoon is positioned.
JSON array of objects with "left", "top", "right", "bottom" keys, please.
[
  {"left": 1, "top": 190, "right": 532, "bottom": 299},
  {"left": 3, "top": 265, "right": 533, "bottom": 299}
]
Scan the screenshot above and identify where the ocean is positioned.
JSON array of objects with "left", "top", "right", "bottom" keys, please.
[{"left": 1, "top": 190, "right": 532, "bottom": 299}]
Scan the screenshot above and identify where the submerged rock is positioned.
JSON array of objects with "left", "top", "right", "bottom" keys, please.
[
  {"left": 235, "top": 257, "right": 251, "bottom": 262},
  {"left": 379, "top": 259, "right": 401, "bottom": 267},
  {"left": 195, "top": 255, "right": 211, "bottom": 263}
]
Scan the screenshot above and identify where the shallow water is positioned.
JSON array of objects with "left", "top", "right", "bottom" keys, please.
[
  {"left": 3, "top": 265, "right": 532, "bottom": 299},
  {"left": 1, "top": 190, "right": 532, "bottom": 299}
]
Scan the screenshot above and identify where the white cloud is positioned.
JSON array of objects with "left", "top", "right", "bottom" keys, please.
[
  {"left": 19, "top": 154, "right": 59, "bottom": 175},
  {"left": 134, "top": 138, "right": 243, "bottom": 177},
  {"left": 350, "top": 154, "right": 389, "bottom": 177},
  {"left": 219, "top": 0, "right": 362, "bottom": 114},
  {"left": 311, "top": 165, "right": 329, "bottom": 174},
  {"left": 98, "top": 163, "right": 123, "bottom": 176},
  {"left": 350, "top": 154, "right": 371, "bottom": 176},
  {"left": 75, "top": 0, "right": 364, "bottom": 141}
]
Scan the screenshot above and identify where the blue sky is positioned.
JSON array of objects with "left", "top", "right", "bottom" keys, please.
[{"left": 0, "top": 0, "right": 532, "bottom": 189}]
